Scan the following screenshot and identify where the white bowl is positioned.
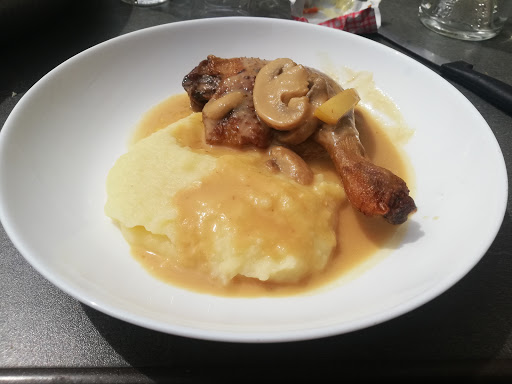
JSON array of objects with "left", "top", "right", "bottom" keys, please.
[{"left": 0, "top": 17, "right": 507, "bottom": 342}]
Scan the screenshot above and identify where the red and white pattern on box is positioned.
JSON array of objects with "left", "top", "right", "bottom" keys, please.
[{"left": 293, "top": 7, "right": 378, "bottom": 34}]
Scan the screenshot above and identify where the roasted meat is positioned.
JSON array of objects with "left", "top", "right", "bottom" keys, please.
[
  {"left": 182, "top": 55, "right": 271, "bottom": 148},
  {"left": 315, "top": 111, "right": 416, "bottom": 225},
  {"left": 182, "top": 56, "right": 416, "bottom": 224},
  {"left": 183, "top": 55, "right": 246, "bottom": 110}
]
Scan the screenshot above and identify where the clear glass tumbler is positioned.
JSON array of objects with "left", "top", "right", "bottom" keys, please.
[
  {"left": 121, "top": 0, "right": 168, "bottom": 6},
  {"left": 418, "top": 0, "right": 510, "bottom": 41},
  {"left": 193, "top": 0, "right": 252, "bottom": 17}
]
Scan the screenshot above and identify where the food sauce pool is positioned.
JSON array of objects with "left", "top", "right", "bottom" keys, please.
[{"left": 128, "top": 93, "right": 414, "bottom": 297}]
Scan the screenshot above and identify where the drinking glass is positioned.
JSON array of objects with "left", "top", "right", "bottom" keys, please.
[
  {"left": 418, "top": 0, "right": 511, "bottom": 41},
  {"left": 193, "top": 0, "right": 252, "bottom": 17},
  {"left": 121, "top": 0, "right": 168, "bottom": 6}
]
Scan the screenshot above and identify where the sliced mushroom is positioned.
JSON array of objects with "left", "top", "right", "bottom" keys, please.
[
  {"left": 203, "top": 91, "right": 245, "bottom": 120},
  {"left": 276, "top": 73, "right": 341, "bottom": 145},
  {"left": 253, "top": 58, "right": 310, "bottom": 131},
  {"left": 267, "top": 146, "right": 314, "bottom": 185}
]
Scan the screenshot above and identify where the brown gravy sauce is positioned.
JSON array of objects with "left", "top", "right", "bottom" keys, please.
[{"left": 128, "top": 92, "right": 414, "bottom": 297}]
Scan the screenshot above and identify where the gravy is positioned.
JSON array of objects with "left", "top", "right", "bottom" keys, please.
[{"left": 127, "top": 92, "right": 414, "bottom": 296}]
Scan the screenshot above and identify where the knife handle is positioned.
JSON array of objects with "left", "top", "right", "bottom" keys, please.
[{"left": 440, "top": 61, "right": 512, "bottom": 115}]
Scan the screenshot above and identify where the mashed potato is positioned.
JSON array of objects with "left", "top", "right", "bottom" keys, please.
[{"left": 105, "top": 113, "right": 345, "bottom": 285}]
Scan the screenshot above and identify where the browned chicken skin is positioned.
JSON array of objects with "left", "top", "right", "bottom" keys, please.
[
  {"left": 182, "top": 55, "right": 271, "bottom": 148},
  {"left": 183, "top": 55, "right": 247, "bottom": 110},
  {"left": 315, "top": 111, "right": 416, "bottom": 225},
  {"left": 182, "top": 56, "right": 416, "bottom": 224}
]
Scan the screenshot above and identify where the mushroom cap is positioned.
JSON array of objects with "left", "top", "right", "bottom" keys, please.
[{"left": 253, "top": 58, "right": 311, "bottom": 131}]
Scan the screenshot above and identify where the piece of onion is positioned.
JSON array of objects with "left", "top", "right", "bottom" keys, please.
[{"left": 313, "top": 88, "right": 360, "bottom": 125}]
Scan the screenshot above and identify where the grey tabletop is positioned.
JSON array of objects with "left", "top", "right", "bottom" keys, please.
[{"left": 1, "top": 0, "right": 511, "bottom": 382}]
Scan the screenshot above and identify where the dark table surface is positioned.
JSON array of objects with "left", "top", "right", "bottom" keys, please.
[{"left": 1, "top": 0, "right": 511, "bottom": 382}]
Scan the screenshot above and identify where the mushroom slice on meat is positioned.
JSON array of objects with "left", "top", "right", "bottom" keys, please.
[
  {"left": 183, "top": 55, "right": 271, "bottom": 148},
  {"left": 253, "top": 58, "right": 311, "bottom": 131},
  {"left": 276, "top": 74, "right": 340, "bottom": 145}
]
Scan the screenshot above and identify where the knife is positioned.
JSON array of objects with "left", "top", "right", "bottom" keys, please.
[{"left": 377, "top": 29, "right": 512, "bottom": 116}]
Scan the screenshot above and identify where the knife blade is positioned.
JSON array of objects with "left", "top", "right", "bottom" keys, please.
[{"left": 377, "top": 28, "right": 512, "bottom": 116}]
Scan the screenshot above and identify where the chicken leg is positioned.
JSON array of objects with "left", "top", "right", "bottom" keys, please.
[
  {"left": 314, "top": 110, "right": 416, "bottom": 225},
  {"left": 183, "top": 56, "right": 417, "bottom": 224}
]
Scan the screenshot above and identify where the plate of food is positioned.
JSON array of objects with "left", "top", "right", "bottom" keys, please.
[{"left": 0, "top": 17, "right": 507, "bottom": 342}]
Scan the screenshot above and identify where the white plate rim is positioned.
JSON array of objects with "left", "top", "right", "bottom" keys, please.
[{"left": 0, "top": 17, "right": 508, "bottom": 343}]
